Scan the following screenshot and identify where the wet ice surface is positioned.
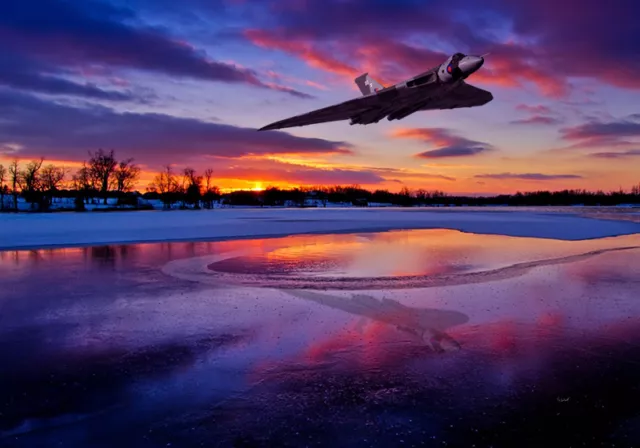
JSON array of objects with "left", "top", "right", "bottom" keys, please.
[{"left": 1, "top": 229, "right": 640, "bottom": 447}]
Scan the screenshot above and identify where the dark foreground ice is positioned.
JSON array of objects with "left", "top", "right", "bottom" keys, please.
[{"left": 1, "top": 229, "right": 640, "bottom": 447}]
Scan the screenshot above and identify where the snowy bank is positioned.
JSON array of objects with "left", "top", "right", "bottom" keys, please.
[{"left": 1, "top": 208, "right": 640, "bottom": 250}]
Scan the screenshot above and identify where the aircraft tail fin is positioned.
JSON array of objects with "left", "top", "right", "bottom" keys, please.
[{"left": 354, "top": 73, "right": 384, "bottom": 95}]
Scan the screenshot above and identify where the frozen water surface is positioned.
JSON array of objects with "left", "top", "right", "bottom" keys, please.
[{"left": 1, "top": 228, "right": 640, "bottom": 447}]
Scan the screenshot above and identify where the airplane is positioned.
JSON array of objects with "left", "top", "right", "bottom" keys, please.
[{"left": 258, "top": 52, "right": 492, "bottom": 131}]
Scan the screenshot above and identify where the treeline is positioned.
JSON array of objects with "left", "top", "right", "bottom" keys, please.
[
  {"left": 217, "top": 184, "right": 640, "bottom": 207},
  {"left": 0, "top": 149, "right": 143, "bottom": 211},
  {"left": 145, "top": 165, "right": 221, "bottom": 209},
  {"left": 1, "top": 150, "right": 639, "bottom": 212},
  {"left": 223, "top": 185, "right": 446, "bottom": 207},
  {"left": 0, "top": 149, "right": 223, "bottom": 212}
]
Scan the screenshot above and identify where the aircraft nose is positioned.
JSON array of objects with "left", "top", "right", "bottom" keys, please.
[{"left": 459, "top": 56, "right": 484, "bottom": 75}]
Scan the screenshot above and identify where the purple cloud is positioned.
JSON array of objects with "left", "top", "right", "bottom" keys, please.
[
  {"left": 588, "top": 149, "right": 640, "bottom": 159},
  {"left": 475, "top": 173, "right": 583, "bottom": 180},
  {"left": 0, "top": 0, "right": 313, "bottom": 99},
  {"left": 391, "top": 128, "right": 494, "bottom": 159},
  {"left": 0, "top": 90, "right": 351, "bottom": 167},
  {"left": 558, "top": 114, "right": 640, "bottom": 148},
  {"left": 0, "top": 51, "right": 139, "bottom": 101},
  {"left": 510, "top": 115, "right": 564, "bottom": 125}
]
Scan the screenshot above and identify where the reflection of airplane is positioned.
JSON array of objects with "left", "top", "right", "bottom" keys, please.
[
  {"left": 287, "top": 290, "right": 468, "bottom": 352},
  {"left": 259, "top": 52, "right": 491, "bottom": 131}
]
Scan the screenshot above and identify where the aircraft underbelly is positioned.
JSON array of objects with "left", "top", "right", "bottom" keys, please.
[{"left": 259, "top": 75, "right": 492, "bottom": 130}]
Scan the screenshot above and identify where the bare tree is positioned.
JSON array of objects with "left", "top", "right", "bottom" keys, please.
[
  {"left": 203, "top": 168, "right": 214, "bottom": 209},
  {"left": 8, "top": 160, "right": 19, "bottom": 210},
  {"left": 72, "top": 162, "right": 94, "bottom": 202},
  {"left": 149, "top": 165, "right": 179, "bottom": 209},
  {"left": 113, "top": 158, "right": 141, "bottom": 194},
  {"left": 89, "top": 149, "right": 117, "bottom": 204},
  {"left": 20, "top": 158, "right": 44, "bottom": 209},
  {"left": 182, "top": 167, "right": 202, "bottom": 209},
  {"left": 399, "top": 186, "right": 413, "bottom": 197},
  {"left": 0, "top": 164, "right": 5, "bottom": 210},
  {"left": 204, "top": 168, "right": 213, "bottom": 191},
  {"left": 41, "top": 164, "right": 67, "bottom": 207}
]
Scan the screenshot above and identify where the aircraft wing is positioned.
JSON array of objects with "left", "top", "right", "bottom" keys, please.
[
  {"left": 258, "top": 95, "right": 378, "bottom": 131},
  {"left": 430, "top": 82, "right": 493, "bottom": 110}
]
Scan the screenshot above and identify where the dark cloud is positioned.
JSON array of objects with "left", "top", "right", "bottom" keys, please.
[
  {"left": 417, "top": 146, "right": 490, "bottom": 158},
  {"left": 0, "top": 90, "right": 351, "bottom": 167},
  {"left": 588, "top": 149, "right": 640, "bottom": 159},
  {"left": 0, "top": 0, "right": 312, "bottom": 99},
  {"left": 560, "top": 115, "right": 640, "bottom": 140},
  {"left": 0, "top": 51, "right": 138, "bottom": 101},
  {"left": 390, "top": 128, "right": 494, "bottom": 159},
  {"left": 510, "top": 115, "right": 563, "bottom": 125},
  {"left": 558, "top": 114, "right": 640, "bottom": 148},
  {"left": 475, "top": 173, "right": 583, "bottom": 180}
]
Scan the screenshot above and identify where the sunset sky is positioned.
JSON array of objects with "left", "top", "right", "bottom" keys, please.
[{"left": 1, "top": 0, "right": 639, "bottom": 194}]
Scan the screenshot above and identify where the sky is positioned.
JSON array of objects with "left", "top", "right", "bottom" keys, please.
[{"left": 0, "top": 0, "right": 639, "bottom": 194}]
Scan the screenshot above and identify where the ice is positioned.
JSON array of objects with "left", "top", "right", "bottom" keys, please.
[{"left": 1, "top": 207, "right": 639, "bottom": 250}]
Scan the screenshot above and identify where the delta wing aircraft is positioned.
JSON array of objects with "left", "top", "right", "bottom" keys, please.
[{"left": 259, "top": 52, "right": 492, "bottom": 131}]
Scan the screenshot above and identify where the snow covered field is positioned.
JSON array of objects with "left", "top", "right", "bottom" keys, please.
[{"left": 2, "top": 207, "right": 639, "bottom": 250}]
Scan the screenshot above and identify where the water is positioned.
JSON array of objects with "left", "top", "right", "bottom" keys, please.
[{"left": 1, "top": 229, "right": 639, "bottom": 447}]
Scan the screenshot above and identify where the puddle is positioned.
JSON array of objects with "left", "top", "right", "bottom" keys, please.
[
  {"left": 206, "top": 229, "right": 640, "bottom": 277},
  {"left": 161, "top": 229, "right": 640, "bottom": 288}
]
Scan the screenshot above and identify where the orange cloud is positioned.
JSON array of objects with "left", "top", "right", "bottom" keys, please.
[
  {"left": 244, "top": 29, "right": 359, "bottom": 78},
  {"left": 390, "top": 127, "right": 495, "bottom": 159}
]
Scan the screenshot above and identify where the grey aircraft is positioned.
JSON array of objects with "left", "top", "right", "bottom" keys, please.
[{"left": 258, "top": 52, "right": 492, "bottom": 131}]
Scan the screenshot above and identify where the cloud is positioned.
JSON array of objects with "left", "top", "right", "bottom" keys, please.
[
  {"left": 516, "top": 104, "right": 552, "bottom": 115},
  {"left": 510, "top": 115, "right": 563, "bottom": 125},
  {"left": 390, "top": 128, "right": 494, "bottom": 159},
  {"left": 0, "top": 0, "right": 311, "bottom": 99},
  {"left": 558, "top": 114, "right": 640, "bottom": 148},
  {"left": 588, "top": 149, "right": 640, "bottom": 159},
  {"left": 475, "top": 173, "right": 583, "bottom": 180},
  {"left": 0, "top": 90, "right": 351, "bottom": 167},
  {"left": 0, "top": 51, "right": 138, "bottom": 101},
  {"left": 245, "top": 29, "right": 361, "bottom": 78},
  {"left": 560, "top": 115, "right": 640, "bottom": 140},
  {"left": 236, "top": 0, "right": 640, "bottom": 97},
  {"left": 417, "top": 146, "right": 490, "bottom": 158},
  {"left": 367, "top": 166, "right": 456, "bottom": 182}
]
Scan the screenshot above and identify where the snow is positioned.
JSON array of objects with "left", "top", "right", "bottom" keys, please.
[{"left": 1, "top": 207, "right": 639, "bottom": 250}]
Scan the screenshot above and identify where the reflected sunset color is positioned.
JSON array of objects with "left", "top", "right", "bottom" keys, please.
[{"left": 208, "top": 229, "right": 640, "bottom": 277}]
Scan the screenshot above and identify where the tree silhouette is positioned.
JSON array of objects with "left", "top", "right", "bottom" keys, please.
[
  {"left": 89, "top": 149, "right": 117, "bottom": 205},
  {"left": 20, "top": 158, "right": 44, "bottom": 209},
  {"left": 113, "top": 158, "right": 140, "bottom": 194},
  {"left": 41, "top": 164, "right": 67, "bottom": 208},
  {"left": 8, "top": 160, "right": 19, "bottom": 210},
  {"left": 0, "top": 164, "right": 6, "bottom": 211}
]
